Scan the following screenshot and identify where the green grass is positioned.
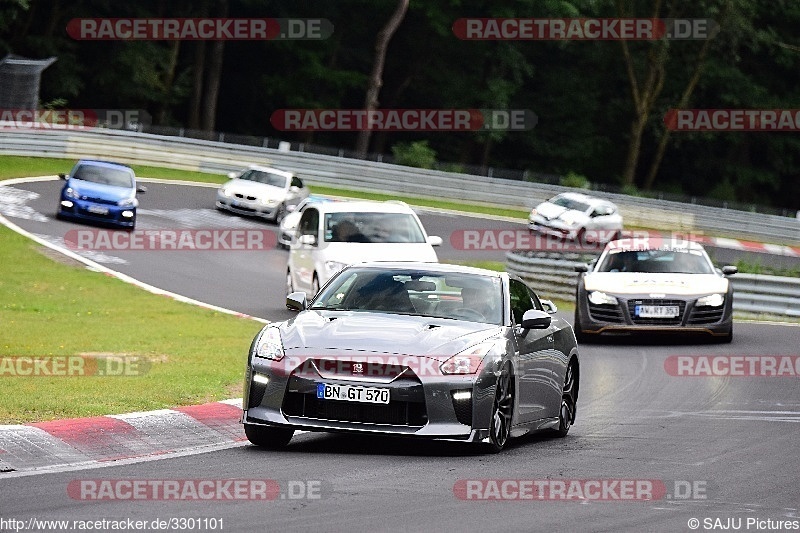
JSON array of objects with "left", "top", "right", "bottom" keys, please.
[{"left": 0, "top": 226, "right": 263, "bottom": 423}]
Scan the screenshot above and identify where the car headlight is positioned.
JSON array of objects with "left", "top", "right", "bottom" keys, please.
[
  {"left": 254, "top": 327, "right": 284, "bottom": 361},
  {"left": 219, "top": 188, "right": 232, "bottom": 197},
  {"left": 325, "top": 261, "right": 348, "bottom": 275},
  {"left": 559, "top": 214, "right": 579, "bottom": 227},
  {"left": 696, "top": 293, "right": 724, "bottom": 307},
  {"left": 260, "top": 198, "right": 280, "bottom": 207},
  {"left": 588, "top": 291, "right": 618, "bottom": 305},
  {"left": 65, "top": 187, "right": 80, "bottom": 199},
  {"left": 440, "top": 341, "right": 502, "bottom": 375},
  {"left": 118, "top": 197, "right": 138, "bottom": 207},
  {"left": 529, "top": 208, "right": 538, "bottom": 217}
]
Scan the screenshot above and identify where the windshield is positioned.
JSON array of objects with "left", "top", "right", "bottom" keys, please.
[
  {"left": 323, "top": 212, "right": 426, "bottom": 243},
  {"left": 550, "top": 195, "right": 590, "bottom": 213},
  {"left": 239, "top": 169, "right": 288, "bottom": 188},
  {"left": 72, "top": 165, "right": 134, "bottom": 188},
  {"left": 597, "top": 248, "right": 715, "bottom": 274},
  {"left": 311, "top": 268, "right": 503, "bottom": 325}
]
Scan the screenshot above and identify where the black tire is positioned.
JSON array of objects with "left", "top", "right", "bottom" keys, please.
[
  {"left": 244, "top": 424, "right": 294, "bottom": 449},
  {"left": 715, "top": 326, "right": 733, "bottom": 344},
  {"left": 273, "top": 203, "right": 287, "bottom": 224},
  {"left": 484, "top": 362, "right": 514, "bottom": 453},
  {"left": 311, "top": 273, "right": 320, "bottom": 298},
  {"left": 285, "top": 269, "right": 294, "bottom": 298},
  {"left": 551, "top": 360, "right": 577, "bottom": 438},
  {"left": 573, "top": 309, "right": 590, "bottom": 343}
]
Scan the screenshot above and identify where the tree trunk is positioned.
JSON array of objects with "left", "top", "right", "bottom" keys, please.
[
  {"left": 200, "top": 0, "right": 228, "bottom": 132},
  {"left": 156, "top": 40, "right": 181, "bottom": 125},
  {"left": 354, "top": 0, "right": 409, "bottom": 158},
  {"left": 188, "top": 41, "right": 205, "bottom": 130}
]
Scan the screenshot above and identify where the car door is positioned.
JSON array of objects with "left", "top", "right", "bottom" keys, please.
[
  {"left": 510, "top": 279, "right": 560, "bottom": 423},
  {"left": 289, "top": 207, "right": 319, "bottom": 292}
]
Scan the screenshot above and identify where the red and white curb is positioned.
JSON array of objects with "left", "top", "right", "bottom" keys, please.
[
  {"left": 694, "top": 235, "right": 800, "bottom": 258},
  {"left": 0, "top": 399, "right": 246, "bottom": 475}
]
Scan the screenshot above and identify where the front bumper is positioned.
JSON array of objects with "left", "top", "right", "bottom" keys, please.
[
  {"left": 242, "top": 353, "right": 501, "bottom": 442},
  {"left": 216, "top": 196, "right": 279, "bottom": 219},
  {"left": 528, "top": 217, "right": 577, "bottom": 239},
  {"left": 575, "top": 289, "right": 733, "bottom": 337},
  {"left": 58, "top": 198, "right": 135, "bottom": 228}
]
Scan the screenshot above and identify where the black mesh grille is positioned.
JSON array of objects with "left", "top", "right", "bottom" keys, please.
[
  {"left": 451, "top": 393, "right": 473, "bottom": 426},
  {"left": 687, "top": 305, "right": 724, "bottom": 324},
  {"left": 588, "top": 303, "right": 624, "bottom": 323},
  {"left": 627, "top": 299, "right": 686, "bottom": 325},
  {"left": 283, "top": 392, "right": 427, "bottom": 426}
]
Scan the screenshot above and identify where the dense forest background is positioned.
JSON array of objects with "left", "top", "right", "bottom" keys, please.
[{"left": 1, "top": 0, "right": 799, "bottom": 211}]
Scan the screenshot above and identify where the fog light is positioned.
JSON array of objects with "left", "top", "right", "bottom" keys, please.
[
  {"left": 60, "top": 200, "right": 73, "bottom": 208},
  {"left": 121, "top": 210, "right": 134, "bottom": 218},
  {"left": 252, "top": 373, "right": 269, "bottom": 385},
  {"left": 452, "top": 390, "right": 471, "bottom": 401}
]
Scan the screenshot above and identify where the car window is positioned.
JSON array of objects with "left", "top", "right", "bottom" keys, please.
[
  {"left": 509, "top": 279, "right": 535, "bottom": 325},
  {"left": 550, "top": 195, "right": 590, "bottom": 213},
  {"left": 311, "top": 267, "right": 503, "bottom": 324},
  {"left": 72, "top": 165, "right": 134, "bottom": 188},
  {"left": 597, "top": 248, "right": 714, "bottom": 274},
  {"left": 323, "top": 212, "right": 426, "bottom": 243},
  {"left": 297, "top": 207, "right": 319, "bottom": 239},
  {"left": 240, "top": 170, "right": 287, "bottom": 188}
]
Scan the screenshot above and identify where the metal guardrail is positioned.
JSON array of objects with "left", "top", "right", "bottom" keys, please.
[
  {"left": 0, "top": 128, "right": 799, "bottom": 244},
  {"left": 506, "top": 251, "right": 800, "bottom": 317}
]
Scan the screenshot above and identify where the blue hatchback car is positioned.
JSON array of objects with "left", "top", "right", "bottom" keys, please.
[{"left": 57, "top": 160, "right": 145, "bottom": 230}]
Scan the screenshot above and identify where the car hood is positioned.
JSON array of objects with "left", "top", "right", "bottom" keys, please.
[
  {"left": 68, "top": 179, "right": 132, "bottom": 202},
  {"left": 535, "top": 202, "right": 588, "bottom": 225},
  {"left": 320, "top": 242, "right": 438, "bottom": 263},
  {"left": 279, "top": 311, "right": 502, "bottom": 362},
  {"left": 583, "top": 272, "right": 729, "bottom": 295},
  {"left": 222, "top": 179, "right": 287, "bottom": 200}
]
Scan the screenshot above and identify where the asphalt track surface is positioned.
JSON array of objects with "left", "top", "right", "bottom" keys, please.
[{"left": 1, "top": 179, "right": 798, "bottom": 533}]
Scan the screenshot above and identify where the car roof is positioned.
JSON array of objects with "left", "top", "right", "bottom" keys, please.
[
  {"left": 604, "top": 237, "right": 707, "bottom": 251},
  {"left": 345, "top": 261, "right": 505, "bottom": 278},
  {"left": 305, "top": 200, "right": 417, "bottom": 214},
  {"left": 75, "top": 159, "right": 134, "bottom": 173},
  {"left": 244, "top": 164, "right": 294, "bottom": 178}
]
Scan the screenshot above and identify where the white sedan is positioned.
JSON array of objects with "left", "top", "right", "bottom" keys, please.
[
  {"left": 528, "top": 192, "right": 623, "bottom": 244},
  {"left": 216, "top": 165, "right": 309, "bottom": 223}
]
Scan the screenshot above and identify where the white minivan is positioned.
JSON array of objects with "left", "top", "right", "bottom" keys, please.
[{"left": 287, "top": 200, "right": 442, "bottom": 297}]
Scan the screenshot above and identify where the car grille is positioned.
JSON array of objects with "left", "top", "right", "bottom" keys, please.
[
  {"left": 627, "top": 299, "right": 686, "bottom": 325},
  {"left": 588, "top": 303, "right": 624, "bottom": 323},
  {"left": 234, "top": 193, "right": 257, "bottom": 201},
  {"left": 83, "top": 196, "right": 118, "bottom": 205},
  {"left": 282, "top": 392, "right": 427, "bottom": 426},
  {"left": 687, "top": 305, "right": 725, "bottom": 324}
]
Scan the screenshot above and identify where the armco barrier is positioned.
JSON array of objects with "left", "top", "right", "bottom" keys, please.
[
  {"left": 0, "top": 129, "right": 799, "bottom": 244},
  {"left": 506, "top": 251, "right": 800, "bottom": 317}
]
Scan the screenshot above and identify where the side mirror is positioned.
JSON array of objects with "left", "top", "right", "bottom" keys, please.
[
  {"left": 427, "top": 235, "right": 443, "bottom": 246},
  {"left": 286, "top": 291, "right": 308, "bottom": 311},
  {"left": 722, "top": 265, "right": 738, "bottom": 276},
  {"left": 289, "top": 185, "right": 300, "bottom": 192},
  {"left": 520, "top": 309, "right": 551, "bottom": 330},
  {"left": 574, "top": 264, "right": 589, "bottom": 273},
  {"left": 136, "top": 185, "right": 147, "bottom": 194},
  {"left": 58, "top": 173, "right": 67, "bottom": 180},
  {"left": 298, "top": 234, "right": 317, "bottom": 246},
  {"left": 540, "top": 299, "right": 558, "bottom": 315}
]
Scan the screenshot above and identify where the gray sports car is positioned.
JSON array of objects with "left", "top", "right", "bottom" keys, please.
[{"left": 242, "top": 262, "right": 580, "bottom": 452}]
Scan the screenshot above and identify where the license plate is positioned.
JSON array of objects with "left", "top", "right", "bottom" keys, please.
[
  {"left": 87, "top": 205, "right": 108, "bottom": 215},
  {"left": 316, "top": 383, "right": 390, "bottom": 404},
  {"left": 636, "top": 305, "right": 679, "bottom": 318}
]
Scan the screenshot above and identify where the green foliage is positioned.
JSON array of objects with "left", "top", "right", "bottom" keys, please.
[
  {"left": 560, "top": 172, "right": 591, "bottom": 189},
  {"left": 391, "top": 140, "right": 437, "bottom": 169}
]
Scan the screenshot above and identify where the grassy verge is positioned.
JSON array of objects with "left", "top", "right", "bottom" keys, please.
[{"left": 0, "top": 226, "right": 263, "bottom": 423}]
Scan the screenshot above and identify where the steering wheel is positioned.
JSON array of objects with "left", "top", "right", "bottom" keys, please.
[{"left": 451, "top": 308, "right": 486, "bottom": 321}]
